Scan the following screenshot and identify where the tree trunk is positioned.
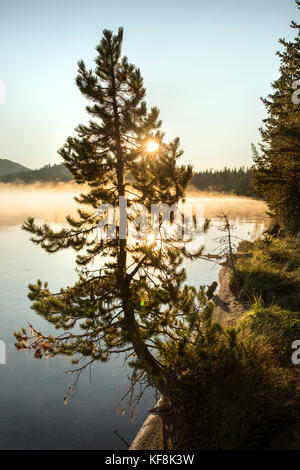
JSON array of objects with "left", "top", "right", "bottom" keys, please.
[{"left": 109, "top": 46, "right": 168, "bottom": 393}]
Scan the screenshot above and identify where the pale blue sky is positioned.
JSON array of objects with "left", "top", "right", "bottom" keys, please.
[{"left": 0, "top": 0, "right": 298, "bottom": 170}]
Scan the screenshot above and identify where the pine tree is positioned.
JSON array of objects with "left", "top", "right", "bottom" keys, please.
[
  {"left": 253, "top": 0, "right": 300, "bottom": 234},
  {"left": 15, "top": 28, "right": 207, "bottom": 400}
]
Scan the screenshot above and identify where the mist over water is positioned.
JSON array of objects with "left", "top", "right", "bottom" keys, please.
[
  {"left": 187, "top": 189, "right": 267, "bottom": 220},
  {"left": 0, "top": 182, "right": 86, "bottom": 227},
  {"left": 0, "top": 182, "right": 268, "bottom": 228}
]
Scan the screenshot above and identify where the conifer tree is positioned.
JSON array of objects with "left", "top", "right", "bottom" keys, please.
[
  {"left": 253, "top": 0, "right": 300, "bottom": 234},
  {"left": 15, "top": 28, "right": 206, "bottom": 400}
]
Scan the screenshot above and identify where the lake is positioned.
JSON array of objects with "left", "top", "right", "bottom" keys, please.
[{"left": 0, "top": 184, "right": 267, "bottom": 449}]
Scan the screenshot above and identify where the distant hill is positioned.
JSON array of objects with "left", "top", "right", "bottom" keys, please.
[
  {"left": 0, "top": 159, "right": 31, "bottom": 176},
  {"left": 0, "top": 162, "right": 73, "bottom": 183}
]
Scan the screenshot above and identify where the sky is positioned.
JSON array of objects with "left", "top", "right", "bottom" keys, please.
[{"left": 0, "top": 0, "right": 298, "bottom": 171}]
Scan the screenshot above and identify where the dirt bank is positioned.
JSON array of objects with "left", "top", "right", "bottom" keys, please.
[{"left": 212, "top": 267, "right": 249, "bottom": 327}]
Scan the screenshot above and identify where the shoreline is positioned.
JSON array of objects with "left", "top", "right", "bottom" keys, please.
[{"left": 129, "top": 397, "right": 165, "bottom": 450}]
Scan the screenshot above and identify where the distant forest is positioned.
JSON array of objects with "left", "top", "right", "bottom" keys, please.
[
  {"left": 191, "top": 166, "right": 257, "bottom": 197},
  {"left": 0, "top": 160, "right": 257, "bottom": 198}
]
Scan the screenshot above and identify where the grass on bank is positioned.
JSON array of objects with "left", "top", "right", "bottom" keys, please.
[
  {"left": 232, "top": 235, "right": 300, "bottom": 363},
  {"left": 233, "top": 236, "right": 300, "bottom": 310},
  {"left": 158, "top": 235, "right": 300, "bottom": 450},
  {"left": 160, "top": 306, "right": 300, "bottom": 450}
]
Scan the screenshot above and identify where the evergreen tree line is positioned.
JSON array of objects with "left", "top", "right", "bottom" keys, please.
[
  {"left": 191, "top": 166, "right": 257, "bottom": 197},
  {"left": 1, "top": 160, "right": 257, "bottom": 200}
]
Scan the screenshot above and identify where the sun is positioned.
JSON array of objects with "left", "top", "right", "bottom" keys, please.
[
  {"left": 147, "top": 233, "right": 155, "bottom": 244},
  {"left": 146, "top": 140, "right": 159, "bottom": 152},
  {"left": 146, "top": 233, "right": 162, "bottom": 250}
]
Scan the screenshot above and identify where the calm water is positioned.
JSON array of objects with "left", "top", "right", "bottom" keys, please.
[{"left": 0, "top": 186, "right": 267, "bottom": 449}]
